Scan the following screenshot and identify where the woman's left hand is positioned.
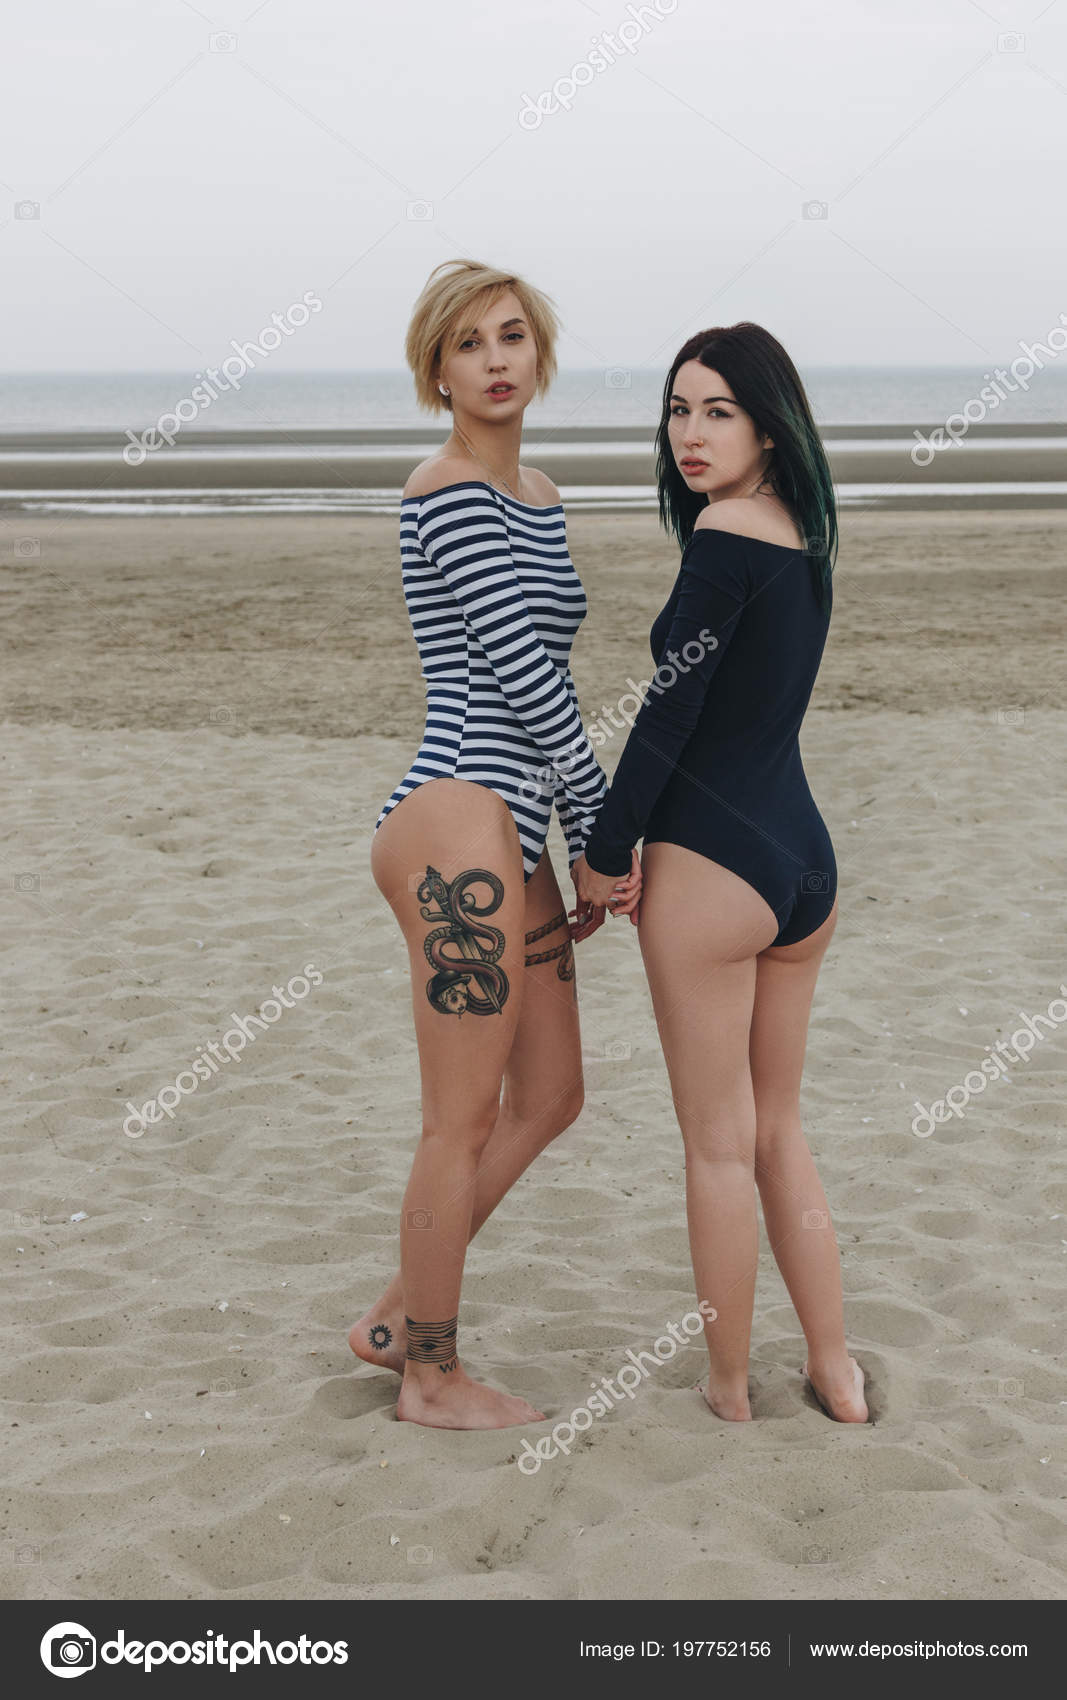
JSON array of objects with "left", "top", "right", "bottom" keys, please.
[{"left": 572, "top": 850, "right": 642, "bottom": 918}]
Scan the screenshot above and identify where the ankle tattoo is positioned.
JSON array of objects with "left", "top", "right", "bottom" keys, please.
[
  {"left": 368, "top": 1323, "right": 393, "bottom": 1351},
  {"left": 405, "top": 1314, "right": 459, "bottom": 1374}
]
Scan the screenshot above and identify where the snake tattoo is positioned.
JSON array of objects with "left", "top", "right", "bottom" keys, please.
[{"left": 418, "top": 865, "right": 510, "bottom": 1017}]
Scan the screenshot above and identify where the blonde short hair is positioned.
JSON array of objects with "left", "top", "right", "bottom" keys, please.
[{"left": 405, "top": 258, "right": 560, "bottom": 414}]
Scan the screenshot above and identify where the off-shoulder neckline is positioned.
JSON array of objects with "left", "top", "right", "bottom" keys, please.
[
  {"left": 401, "top": 479, "right": 563, "bottom": 514},
  {"left": 685, "top": 526, "right": 807, "bottom": 556}
]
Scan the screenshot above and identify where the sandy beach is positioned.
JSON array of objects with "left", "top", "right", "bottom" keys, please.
[{"left": 2, "top": 506, "right": 1064, "bottom": 1601}]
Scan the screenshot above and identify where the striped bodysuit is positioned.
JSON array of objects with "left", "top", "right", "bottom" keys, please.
[{"left": 374, "top": 480, "right": 608, "bottom": 879}]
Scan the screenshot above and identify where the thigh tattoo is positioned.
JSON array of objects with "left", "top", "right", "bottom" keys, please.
[
  {"left": 417, "top": 864, "right": 510, "bottom": 1017},
  {"left": 524, "top": 907, "right": 574, "bottom": 982}
]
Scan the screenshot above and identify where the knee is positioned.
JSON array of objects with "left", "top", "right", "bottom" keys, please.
[
  {"left": 683, "top": 1137, "right": 755, "bottom": 1171},
  {"left": 679, "top": 1094, "right": 756, "bottom": 1165},
  {"left": 754, "top": 1115, "right": 804, "bottom": 1166},
  {"left": 507, "top": 1080, "right": 585, "bottom": 1149},
  {"left": 549, "top": 1081, "right": 585, "bottom": 1142},
  {"left": 420, "top": 1099, "right": 499, "bottom": 1157}
]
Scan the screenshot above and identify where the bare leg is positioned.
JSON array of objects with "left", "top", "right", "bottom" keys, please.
[
  {"left": 637, "top": 842, "right": 781, "bottom": 1422},
  {"left": 365, "top": 778, "right": 544, "bottom": 1429},
  {"left": 750, "top": 901, "right": 867, "bottom": 1422},
  {"left": 351, "top": 847, "right": 585, "bottom": 1372}
]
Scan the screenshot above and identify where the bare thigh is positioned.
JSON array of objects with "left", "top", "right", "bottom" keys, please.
[
  {"left": 371, "top": 779, "right": 528, "bottom": 1127},
  {"left": 749, "top": 898, "right": 839, "bottom": 1130},
  {"left": 501, "top": 848, "right": 584, "bottom": 1131},
  {"left": 637, "top": 842, "right": 780, "bottom": 1152}
]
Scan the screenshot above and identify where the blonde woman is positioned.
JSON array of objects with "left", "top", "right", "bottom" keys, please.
[{"left": 350, "top": 260, "right": 640, "bottom": 1429}]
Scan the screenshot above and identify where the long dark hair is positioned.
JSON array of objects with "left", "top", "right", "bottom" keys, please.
[{"left": 655, "top": 323, "right": 837, "bottom": 614}]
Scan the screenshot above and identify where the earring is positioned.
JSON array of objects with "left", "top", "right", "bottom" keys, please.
[{"left": 438, "top": 384, "right": 450, "bottom": 396}]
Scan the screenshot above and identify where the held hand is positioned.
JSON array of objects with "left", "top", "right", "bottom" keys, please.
[
  {"left": 568, "top": 901, "right": 605, "bottom": 943},
  {"left": 569, "top": 849, "right": 607, "bottom": 941},
  {"left": 614, "top": 848, "right": 643, "bottom": 921},
  {"left": 572, "top": 851, "right": 641, "bottom": 919},
  {"left": 610, "top": 847, "right": 643, "bottom": 926},
  {"left": 626, "top": 848, "right": 643, "bottom": 927}
]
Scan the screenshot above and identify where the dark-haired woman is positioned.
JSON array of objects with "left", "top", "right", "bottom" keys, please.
[{"left": 572, "top": 324, "right": 868, "bottom": 1424}]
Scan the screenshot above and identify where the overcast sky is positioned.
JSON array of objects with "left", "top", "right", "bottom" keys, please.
[{"left": 3, "top": 0, "right": 1065, "bottom": 371}]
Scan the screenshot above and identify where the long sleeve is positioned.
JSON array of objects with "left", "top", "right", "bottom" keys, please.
[
  {"left": 582, "top": 529, "right": 750, "bottom": 876},
  {"left": 416, "top": 486, "right": 608, "bottom": 831},
  {"left": 554, "top": 666, "right": 607, "bottom": 866}
]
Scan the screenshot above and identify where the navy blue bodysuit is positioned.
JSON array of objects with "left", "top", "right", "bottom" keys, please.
[{"left": 582, "top": 525, "right": 836, "bottom": 946}]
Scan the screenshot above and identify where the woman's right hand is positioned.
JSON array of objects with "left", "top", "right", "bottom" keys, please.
[
  {"left": 608, "top": 849, "right": 643, "bottom": 922},
  {"left": 569, "top": 901, "right": 606, "bottom": 943}
]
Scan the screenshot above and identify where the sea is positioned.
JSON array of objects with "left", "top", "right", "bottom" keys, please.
[{"left": 2, "top": 368, "right": 1065, "bottom": 515}]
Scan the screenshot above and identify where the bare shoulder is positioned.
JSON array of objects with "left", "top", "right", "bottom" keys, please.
[
  {"left": 403, "top": 457, "right": 562, "bottom": 507},
  {"left": 519, "top": 466, "right": 562, "bottom": 506},
  {"left": 402, "top": 456, "right": 487, "bottom": 500},
  {"left": 693, "top": 497, "right": 803, "bottom": 549}
]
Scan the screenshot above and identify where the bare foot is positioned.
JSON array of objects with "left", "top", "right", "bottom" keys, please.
[
  {"left": 695, "top": 1379, "right": 752, "bottom": 1422},
  {"left": 802, "top": 1354, "right": 868, "bottom": 1423},
  {"left": 397, "top": 1366, "right": 544, "bottom": 1430},
  {"left": 348, "top": 1309, "right": 406, "bottom": 1375}
]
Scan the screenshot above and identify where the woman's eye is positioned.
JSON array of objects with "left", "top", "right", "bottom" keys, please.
[
  {"left": 670, "top": 405, "right": 687, "bottom": 416},
  {"left": 459, "top": 332, "right": 522, "bottom": 348}
]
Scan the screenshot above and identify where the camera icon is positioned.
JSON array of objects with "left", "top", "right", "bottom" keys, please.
[
  {"left": 407, "top": 1544, "right": 434, "bottom": 1564},
  {"left": 604, "top": 1040, "right": 631, "bottom": 1060},
  {"left": 406, "top": 200, "right": 434, "bottom": 221},
  {"left": 14, "top": 1210, "right": 40, "bottom": 1228},
  {"left": 993, "top": 707, "right": 1024, "bottom": 726},
  {"left": 208, "top": 705, "right": 234, "bottom": 724},
  {"left": 996, "top": 32, "right": 1024, "bottom": 53},
  {"left": 211, "top": 1379, "right": 235, "bottom": 1396},
  {"left": 210, "top": 31, "right": 237, "bottom": 52},
  {"left": 996, "top": 1377, "right": 1023, "bottom": 1397},
  {"left": 15, "top": 1544, "right": 40, "bottom": 1563},
  {"left": 802, "top": 200, "right": 829, "bottom": 220},
  {"left": 406, "top": 1207, "right": 436, "bottom": 1230},
  {"left": 803, "top": 1543, "right": 830, "bottom": 1563},
  {"left": 15, "top": 200, "right": 40, "bottom": 221},
  {"left": 802, "top": 1209, "right": 828, "bottom": 1229},
  {"left": 15, "top": 537, "right": 41, "bottom": 557},
  {"left": 802, "top": 870, "right": 829, "bottom": 894},
  {"left": 604, "top": 367, "right": 631, "bottom": 389},
  {"left": 41, "top": 1623, "right": 96, "bottom": 1674},
  {"left": 14, "top": 872, "right": 41, "bottom": 893}
]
